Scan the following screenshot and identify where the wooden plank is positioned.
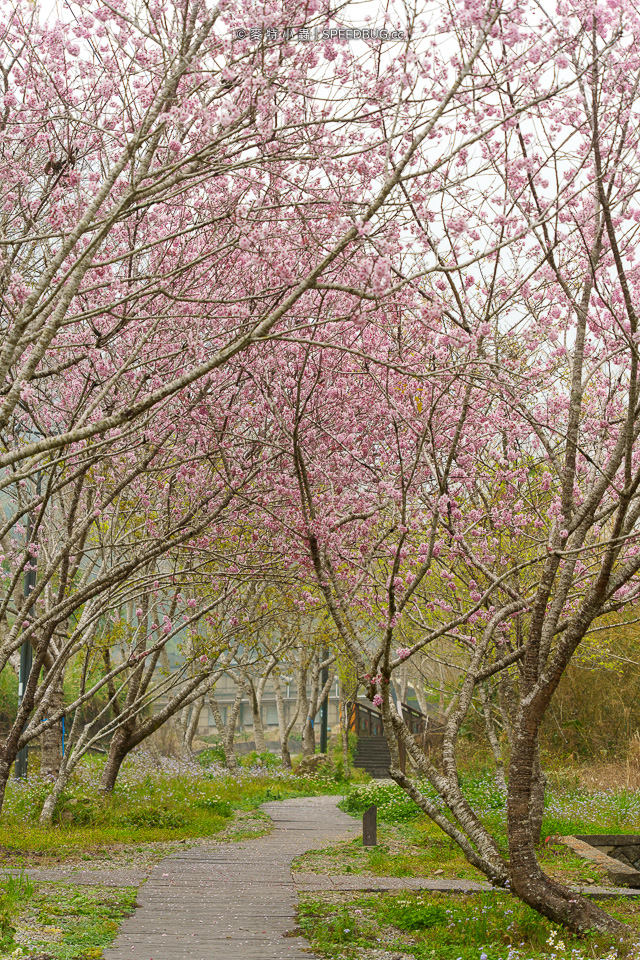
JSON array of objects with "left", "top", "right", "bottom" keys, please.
[{"left": 103, "top": 795, "right": 359, "bottom": 960}]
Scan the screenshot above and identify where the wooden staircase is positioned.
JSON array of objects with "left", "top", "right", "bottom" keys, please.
[
  {"left": 348, "top": 700, "right": 435, "bottom": 780},
  {"left": 353, "top": 734, "right": 392, "bottom": 779}
]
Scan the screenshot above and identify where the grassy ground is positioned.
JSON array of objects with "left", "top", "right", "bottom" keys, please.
[
  {"left": 0, "top": 749, "right": 350, "bottom": 957},
  {"left": 8, "top": 749, "right": 640, "bottom": 959},
  {"left": 296, "top": 889, "right": 639, "bottom": 960},
  {"left": 0, "top": 750, "right": 348, "bottom": 866},
  {"left": 301, "top": 773, "right": 640, "bottom": 889},
  {"left": 293, "top": 819, "right": 604, "bottom": 888},
  {"left": 0, "top": 873, "right": 136, "bottom": 959},
  {"left": 293, "top": 767, "right": 640, "bottom": 959}
]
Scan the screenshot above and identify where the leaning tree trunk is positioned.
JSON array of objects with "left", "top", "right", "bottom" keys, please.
[
  {"left": 40, "top": 742, "right": 78, "bottom": 826},
  {"left": 508, "top": 711, "right": 626, "bottom": 936},
  {"left": 0, "top": 637, "right": 52, "bottom": 814},
  {"left": 39, "top": 707, "right": 91, "bottom": 826},
  {"left": 100, "top": 727, "right": 133, "bottom": 794}
]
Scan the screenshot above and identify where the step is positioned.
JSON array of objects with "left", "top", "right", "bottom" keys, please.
[
  {"left": 353, "top": 757, "right": 391, "bottom": 770},
  {"left": 352, "top": 766, "right": 391, "bottom": 779}
]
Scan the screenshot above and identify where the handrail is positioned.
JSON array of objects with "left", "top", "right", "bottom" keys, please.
[
  {"left": 347, "top": 698, "right": 441, "bottom": 776},
  {"left": 347, "top": 700, "right": 383, "bottom": 738},
  {"left": 347, "top": 699, "right": 434, "bottom": 736}
]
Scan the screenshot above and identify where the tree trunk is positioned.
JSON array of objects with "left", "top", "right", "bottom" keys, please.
[
  {"left": 479, "top": 683, "right": 507, "bottom": 793},
  {"left": 341, "top": 698, "right": 350, "bottom": 774},
  {"left": 209, "top": 687, "right": 242, "bottom": 774},
  {"left": 529, "top": 740, "right": 547, "bottom": 847},
  {"left": 40, "top": 669, "right": 65, "bottom": 779},
  {"left": 179, "top": 703, "right": 190, "bottom": 751},
  {"left": 39, "top": 712, "right": 92, "bottom": 827},
  {"left": 393, "top": 665, "right": 408, "bottom": 709},
  {"left": 302, "top": 656, "right": 324, "bottom": 757},
  {"left": 415, "top": 678, "right": 429, "bottom": 716},
  {"left": 302, "top": 715, "right": 316, "bottom": 756},
  {"left": 248, "top": 680, "right": 267, "bottom": 754},
  {"left": 100, "top": 728, "right": 132, "bottom": 793},
  {"left": 183, "top": 695, "right": 204, "bottom": 756},
  {"left": 298, "top": 666, "right": 315, "bottom": 757},
  {"left": 508, "top": 715, "right": 626, "bottom": 935},
  {"left": 0, "top": 760, "right": 11, "bottom": 814},
  {"left": 274, "top": 676, "right": 292, "bottom": 768},
  {"left": 39, "top": 759, "right": 72, "bottom": 825}
]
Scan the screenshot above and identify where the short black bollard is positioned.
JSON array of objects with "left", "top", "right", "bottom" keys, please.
[{"left": 363, "top": 804, "right": 377, "bottom": 846}]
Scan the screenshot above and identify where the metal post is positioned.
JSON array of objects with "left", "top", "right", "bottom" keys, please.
[
  {"left": 15, "top": 548, "right": 36, "bottom": 779},
  {"left": 319, "top": 650, "right": 329, "bottom": 755}
]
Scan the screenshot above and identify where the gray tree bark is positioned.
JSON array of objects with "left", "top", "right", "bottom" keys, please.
[{"left": 40, "top": 666, "right": 65, "bottom": 780}]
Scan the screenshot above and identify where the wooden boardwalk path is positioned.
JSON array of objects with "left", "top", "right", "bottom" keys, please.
[{"left": 102, "top": 795, "right": 359, "bottom": 960}]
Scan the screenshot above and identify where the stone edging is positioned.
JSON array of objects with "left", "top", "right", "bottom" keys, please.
[{"left": 555, "top": 835, "right": 640, "bottom": 887}]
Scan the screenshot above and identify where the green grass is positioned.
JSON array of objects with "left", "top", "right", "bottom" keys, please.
[
  {"left": 290, "top": 773, "right": 640, "bottom": 898},
  {"left": 293, "top": 823, "right": 482, "bottom": 880},
  {"left": 0, "top": 872, "right": 35, "bottom": 954},
  {"left": 8, "top": 879, "right": 137, "bottom": 959},
  {"left": 0, "top": 753, "right": 351, "bottom": 860},
  {"left": 0, "top": 872, "right": 135, "bottom": 958},
  {"left": 341, "top": 774, "right": 640, "bottom": 834},
  {"left": 297, "top": 890, "right": 640, "bottom": 960}
]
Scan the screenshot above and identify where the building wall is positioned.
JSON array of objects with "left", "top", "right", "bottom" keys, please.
[{"left": 200, "top": 673, "right": 342, "bottom": 736}]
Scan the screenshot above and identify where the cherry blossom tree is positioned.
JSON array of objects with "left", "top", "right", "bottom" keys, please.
[
  {"left": 4, "top": 0, "right": 637, "bottom": 937},
  {"left": 228, "top": 0, "right": 640, "bottom": 935},
  {"left": 37, "top": 587, "right": 243, "bottom": 823},
  {"left": 0, "top": 381, "right": 270, "bottom": 808},
  {"left": 0, "top": 0, "right": 542, "bottom": 806}
]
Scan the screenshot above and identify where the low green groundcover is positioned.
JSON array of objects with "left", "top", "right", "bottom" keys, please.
[
  {"left": 297, "top": 890, "right": 638, "bottom": 960},
  {"left": 0, "top": 873, "right": 136, "bottom": 959}
]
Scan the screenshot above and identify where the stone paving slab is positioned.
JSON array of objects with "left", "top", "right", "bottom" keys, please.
[{"left": 557, "top": 835, "right": 640, "bottom": 887}]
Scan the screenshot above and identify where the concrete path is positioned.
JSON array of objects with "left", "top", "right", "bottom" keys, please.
[
  {"left": 9, "top": 863, "right": 638, "bottom": 903},
  {"left": 292, "top": 873, "right": 640, "bottom": 900},
  {"left": 2, "top": 866, "right": 148, "bottom": 886},
  {"left": 102, "top": 795, "right": 359, "bottom": 960}
]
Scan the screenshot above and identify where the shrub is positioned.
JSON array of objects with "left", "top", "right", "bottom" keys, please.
[
  {"left": 241, "top": 750, "right": 281, "bottom": 770},
  {"left": 196, "top": 745, "right": 226, "bottom": 767},
  {"left": 380, "top": 898, "right": 447, "bottom": 931},
  {"left": 120, "top": 806, "right": 187, "bottom": 829},
  {"left": 54, "top": 795, "right": 105, "bottom": 826},
  {"left": 342, "top": 781, "right": 422, "bottom": 822}
]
